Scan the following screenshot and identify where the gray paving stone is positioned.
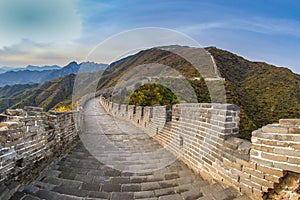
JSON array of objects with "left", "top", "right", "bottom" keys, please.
[
  {"left": 103, "top": 167, "right": 121, "bottom": 177},
  {"left": 93, "top": 176, "right": 110, "bottom": 184},
  {"left": 81, "top": 183, "right": 101, "bottom": 191},
  {"left": 52, "top": 187, "right": 89, "bottom": 197},
  {"left": 59, "top": 172, "right": 77, "bottom": 180},
  {"left": 9, "top": 191, "right": 26, "bottom": 200},
  {"left": 88, "top": 191, "right": 110, "bottom": 199},
  {"left": 74, "top": 174, "right": 94, "bottom": 183},
  {"left": 159, "top": 180, "right": 178, "bottom": 188},
  {"left": 141, "top": 182, "right": 161, "bottom": 191},
  {"left": 35, "top": 190, "right": 60, "bottom": 200},
  {"left": 32, "top": 181, "right": 57, "bottom": 190},
  {"left": 111, "top": 177, "right": 130, "bottom": 184},
  {"left": 59, "top": 179, "right": 82, "bottom": 188},
  {"left": 40, "top": 177, "right": 62, "bottom": 186},
  {"left": 43, "top": 170, "right": 61, "bottom": 178},
  {"left": 101, "top": 183, "right": 121, "bottom": 192},
  {"left": 130, "top": 176, "right": 148, "bottom": 183},
  {"left": 134, "top": 190, "right": 155, "bottom": 199},
  {"left": 154, "top": 187, "right": 176, "bottom": 196},
  {"left": 22, "top": 185, "right": 39, "bottom": 194},
  {"left": 87, "top": 169, "right": 105, "bottom": 176},
  {"left": 121, "top": 183, "right": 141, "bottom": 192},
  {"left": 158, "top": 193, "right": 182, "bottom": 200},
  {"left": 110, "top": 192, "right": 134, "bottom": 200},
  {"left": 165, "top": 173, "right": 180, "bottom": 180}
]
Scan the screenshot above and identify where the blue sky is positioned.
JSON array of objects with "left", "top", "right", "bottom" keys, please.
[{"left": 0, "top": 0, "right": 299, "bottom": 74}]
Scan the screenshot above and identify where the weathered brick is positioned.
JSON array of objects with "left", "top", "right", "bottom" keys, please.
[
  {"left": 223, "top": 158, "right": 242, "bottom": 170},
  {"left": 251, "top": 144, "right": 274, "bottom": 153},
  {"left": 239, "top": 183, "right": 252, "bottom": 197},
  {"left": 240, "top": 177, "right": 261, "bottom": 190},
  {"left": 289, "top": 127, "right": 300, "bottom": 134},
  {"left": 264, "top": 174, "right": 280, "bottom": 183},
  {"left": 252, "top": 188, "right": 264, "bottom": 200},
  {"left": 250, "top": 175, "right": 274, "bottom": 189},
  {"left": 250, "top": 157, "right": 274, "bottom": 167},
  {"left": 257, "top": 165, "right": 284, "bottom": 177},
  {"left": 242, "top": 167, "right": 264, "bottom": 178},
  {"left": 261, "top": 152, "right": 287, "bottom": 162},
  {"left": 230, "top": 168, "right": 250, "bottom": 179},
  {"left": 236, "top": 159, "right": 256, "bottom": 169},
  {"left": 288, "top": 157, "right": 300, "bottom": 165},
  {"left": 279, "top": 119, "right": 300, "bottom": 126},
  {"left": 250, "top": 149, "right": 259, "bottom": 157},
  {"left": 273, "top": 163, "right": 300, "bottom": 173},
  {"left": 273, "top": 148, "right": 300, "bottom": 157},
  {"left": 261, "top": 125, "right": 288, "bottom": 134}
]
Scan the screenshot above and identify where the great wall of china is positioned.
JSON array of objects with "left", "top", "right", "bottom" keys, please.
[{"left": 0, "top": 95, "right": 299, "bottom": 199}]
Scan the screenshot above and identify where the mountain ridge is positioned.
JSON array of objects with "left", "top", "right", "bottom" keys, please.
[
  {"left": 0, "top": 62, "right": 108, "bottom": 87},
  {"left": 97, "top": 46, "right": 300, "bottom": 139}
]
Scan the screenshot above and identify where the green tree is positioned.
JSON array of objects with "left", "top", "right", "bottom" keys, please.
[{"left": 129, "top": 83, "right": 179, "bottom": 106}]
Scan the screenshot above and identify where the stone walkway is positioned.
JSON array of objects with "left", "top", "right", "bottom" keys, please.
[{"left": 10, "top": 99, "right": 248, "bottom": 200}]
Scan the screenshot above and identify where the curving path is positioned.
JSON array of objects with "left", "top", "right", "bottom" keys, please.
[{"left": 10, "top": 98, "right": 248, "bottom": 200}]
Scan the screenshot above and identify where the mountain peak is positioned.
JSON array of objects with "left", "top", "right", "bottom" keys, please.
[{"left": 66, "top": 61, "right": 79, "bottom": 66}]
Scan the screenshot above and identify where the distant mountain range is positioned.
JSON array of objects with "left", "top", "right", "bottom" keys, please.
[
  {"left": 0, "top": 65, "right": 61, "bottom": 74},
  {"left": 0, "top": 61, "right": 107, "bottom": 87}
]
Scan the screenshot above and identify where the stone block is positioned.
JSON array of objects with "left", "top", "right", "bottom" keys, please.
[
  {"left": 240, "top": 177, "right": 261, "bottom": 190},
  {"left": 236, "top": 159, "right": 256, "bottom": 169},
  {"left": 223, "top": 158, "right": 242, "bottom": 170},
  {"left": 261, "top": 152, "right": 287, "bottom": 162},
  {"left": 288, "top": 157, "right": 300, "bottom": 165},
  {"left": 261, "top": 125, "right": 288, "bottom": 134},
  {"left": 273, "top": 148, "right": 300, "bottom": 157},
  {"left": 256, "top": 165, "right": 284, "bottom": 177},
  {"left": 251, "top": 144, "right": 274, "bottom": 153},
  {"left": 279, "top": 119, "right": 300, "bottom": 126},
  {"left": 250, "top": 175, "right": 274, "bottom": 189},
  {"left": 273, "top": 162, "right": 300, "bottom": 173},
  {"left": 121, "top": 184, "right": 141, "bottom": 192},
  {"left": 264, "top": 174, "right": 280, "bottom": 183},
  {"left": 289, "top": 127, "right": 300, "bottom": 134},
  {"left": 5, "top": 109, "right": 25, "bottom": 116},
  {"left": 242, "top": 167, "right": 264, "bottom": 179}
]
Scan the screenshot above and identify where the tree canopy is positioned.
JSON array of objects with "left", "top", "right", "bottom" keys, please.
[{"left": 129, "top": 83, "right": 179, "bottom": 106}]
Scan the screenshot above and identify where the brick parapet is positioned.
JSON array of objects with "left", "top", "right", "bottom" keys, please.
[{"left": 100, "top": 96, "right": 300, "bottom": 199}]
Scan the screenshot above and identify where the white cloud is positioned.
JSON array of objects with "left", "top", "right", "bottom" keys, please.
[
  {"left": 178, "top": 22, "right": 226, "bottom": 35},
  {"left": 180, "top": 18, "right": 300, "bottom": 38},
  {"left": 0, "top": 40, "right": 89, "bottom": 67}
]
